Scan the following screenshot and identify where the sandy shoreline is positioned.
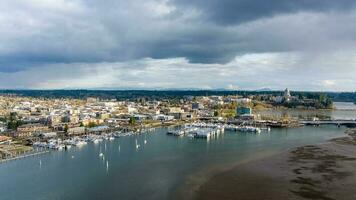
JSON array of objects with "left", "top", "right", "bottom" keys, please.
[{"left": 185, "top": 129, "right": 356, "bottom": 200}]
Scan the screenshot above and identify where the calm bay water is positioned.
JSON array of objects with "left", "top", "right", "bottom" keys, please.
[
  {"left": 255, "top": 102, "right": 356, "bottom": 120},
  {"left": 0, "top": 126, "right": 348, "bottom": 200}
]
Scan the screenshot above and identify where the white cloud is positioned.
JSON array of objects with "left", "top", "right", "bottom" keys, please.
[{"left": 0, "top": 52, "right": 355, "bottom": 91}]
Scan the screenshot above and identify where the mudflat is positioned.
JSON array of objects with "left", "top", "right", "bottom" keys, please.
[{"left": 194, "top": 130, "right": 356, "bottom": 200}]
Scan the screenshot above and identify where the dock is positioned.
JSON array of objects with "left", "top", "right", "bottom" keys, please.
[{"left": 0, "top": 150, "right": 50, "bottom": 163}]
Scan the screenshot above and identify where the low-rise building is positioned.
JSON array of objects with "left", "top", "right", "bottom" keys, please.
[
  {"left": 16, "top": 123, "right": 50, "bottom": 138},
  {"left": 236, "top": 107, "right": 252, "bottom": 116},
  {"left": 39, "top": 132, "right": 57, "bottom": 138},
  {"left": 169, "top": 112, "right": 194, "bottom": 120},
  {"left": 87, "top": 125, "right": 110, "bottom": 133},
  {"left": 0, "top": 136, "right": 12, "bottom": 144},
  {"left": 67, "top": 127, "right": 86, "bottom": 135},
  {"left": 152, "top": 114, "right": 175, "bottom": 121}
]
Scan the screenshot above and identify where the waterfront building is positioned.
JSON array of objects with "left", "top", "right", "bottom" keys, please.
[
  {"left": 236, "top": 106, "right": 254, "bottom": 120},
  {"left": 236, "top": 107, "right": 252, "bottom": 116},
  {"left": 152, "top": 114, "right": 175, "bottom": 121},
  {"left": 81, "top": 118, "right": 104, "bottom": 126},
  {"left": 168, "top": 112, "right": 194, "bottom": 120},
  {"left": 87, "top": 126, "right": 110, "bottom": 134},
  {"left": 15, "top": 123, "right": 51, "bottom": 138},
  {"left": 133, "top": 114, "right": 148, "bottom": 121},
  {"left": 67, "top": 127, "right": 86, "bottom": 135}
]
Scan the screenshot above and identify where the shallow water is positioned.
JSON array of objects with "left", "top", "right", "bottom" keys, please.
[{"left": 0, "top": 126, "right": 347, "bottom": 200}]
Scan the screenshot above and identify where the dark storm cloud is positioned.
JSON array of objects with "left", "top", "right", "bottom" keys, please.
[
  {"left": 2, "top": 0, "right": 356, "bottom": 72},
  {"left": 0, "top": 0, "right": 356, "bottom": 91},
  {"left": 171, "top": 0, "right": 356, "bottom": 25}
]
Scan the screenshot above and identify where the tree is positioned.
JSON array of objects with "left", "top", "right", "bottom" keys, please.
[
  {"left": 64, "top": 124, "right": 69, "bottom": 133},
  {"left": 87, "top": 122, "right": 97, "bottom": 128},
  {"left": 129, "top": 116, "right": 136, "bottom": 125},
  {"left": 325, "top": 98, "right": 333, "bottom": 109},
  {"left": 7, "top": 118, "right": 23, "bottom": 130}
]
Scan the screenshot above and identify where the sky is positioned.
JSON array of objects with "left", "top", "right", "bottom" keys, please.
[{"left": 0, "top": 0, "right": 356, "bottom": 91}]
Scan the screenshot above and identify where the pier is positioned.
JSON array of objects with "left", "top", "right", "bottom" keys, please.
[
  {"left": 301, "top": 119, "right": 356, "bottom": 127},
  {"left": 0, "top": 150, "right": 50, "bottom": 163}
]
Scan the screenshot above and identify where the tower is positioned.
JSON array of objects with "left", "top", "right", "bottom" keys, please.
[{"left": 284, "top": 88, "right": 291, "bottom": 101}]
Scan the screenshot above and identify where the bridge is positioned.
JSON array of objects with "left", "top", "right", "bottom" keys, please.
[{"left": 301, "top": 119, "right": 356, "bottom": 127}]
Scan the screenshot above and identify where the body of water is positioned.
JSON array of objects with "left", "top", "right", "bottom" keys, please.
[
  {"left": 0, "top": 126, "right": 348, "bottom": 200},
  {"left": 255, "top": 102, "right": 356, "bottom": 120}
]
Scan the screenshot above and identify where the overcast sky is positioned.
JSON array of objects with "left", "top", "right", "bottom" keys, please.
[{"left": 1, "top": 0, "right": 356, "bottom": 91}]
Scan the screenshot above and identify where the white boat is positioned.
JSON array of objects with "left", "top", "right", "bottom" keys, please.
[
  {"left": 92, "top": 137, "right": 103, "bottom": 143},
  {"left": 135, "top": 139, "right": 140, "bottom": 149},
  {"left": 75, "top": 140, "right": 87, "bottom": 146},
  {"left": 237, "top": 126, "right": 261, "bottom": 133},
  {"left": 187, "top": 133, "right": 195, "bottom": 138}
]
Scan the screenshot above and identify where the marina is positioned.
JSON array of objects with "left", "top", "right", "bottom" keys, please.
[
  {"left": 32, "top": 130, "right": 154, "bottom": 151},
  {"left": 1, "top": 129, "right": 156, "bottom": 163},
  {"left": 3, "top": 123, "right": 269, "bottom": 164},
  {"left": 167, "top": 122, "right": 268, "bottom": 140}
]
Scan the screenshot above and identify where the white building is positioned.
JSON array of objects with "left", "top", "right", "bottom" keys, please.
[
  {"left": 152, "top": 114, "right": 174, "bottom": 121},
  {"left": 284, "top": 88, "right": 291, "bottom": 102}
]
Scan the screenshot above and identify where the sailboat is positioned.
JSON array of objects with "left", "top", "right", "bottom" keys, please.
[{"left": 135, "top": 139, "right": 140, "bottom": 149}]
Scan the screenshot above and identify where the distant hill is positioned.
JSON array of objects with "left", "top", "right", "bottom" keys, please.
[
  {"left": 256, "top": 88, "right": 273, "bottom": 92},
  {"left": 0, "top": 89, "right": 354, "bottom": 102},
  {"left": 327, "top": 92, "right": 356, "bottom": 102}
]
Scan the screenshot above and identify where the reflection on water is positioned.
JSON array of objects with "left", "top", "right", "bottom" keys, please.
[
  {"left": 255, "top": 102, "right": 356, "bottom": 120},
  {"left": 106, "top": 160, "right": 109, "bottom": 173},
  {"left": 334, "top": 102, "right": 356, "bottom": 110}
]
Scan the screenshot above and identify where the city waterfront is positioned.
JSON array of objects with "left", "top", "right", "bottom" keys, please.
[
  {"left": 2, "top": 0, "right": 356, "bottom": 199},
  {"left": 0, "top": 126, "right": 347, "bottom": 200}
]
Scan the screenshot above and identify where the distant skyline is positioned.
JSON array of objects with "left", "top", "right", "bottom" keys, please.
[{"left": 1, "top": 0, "right": 356, "bottom": 91}]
